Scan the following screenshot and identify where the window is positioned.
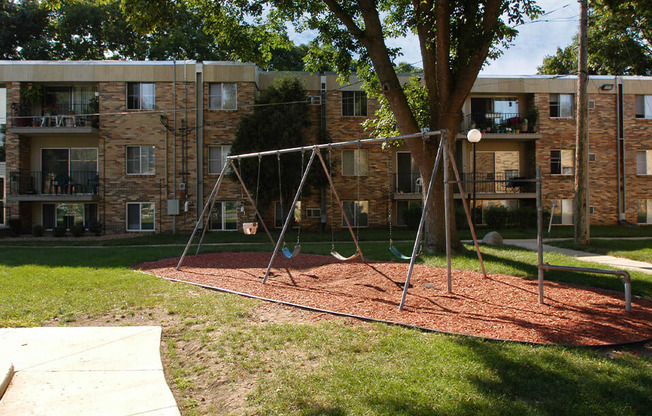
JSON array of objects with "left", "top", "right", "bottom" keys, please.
[
  {"left": 342, "top": 149, "right": 369, "bottom": 176},
  {"left": 342, "top": 91, "right": 367, "bottom": 116},
  {"left": 208, "top": 145, "right": 231, "bottom": 174},
  {"left": 550, "top": 93, "right": 574, "bottom": 118},
  {"left": 210, "top": 201, "right": 238, "bottom": 230},
  {"left": 306, "top": 208, "right": 321, "bottom": 218},
  {"left": 635, "top": 95, "right": 652, "bottom": 119},
  {"left": 126, "top": 146, "right": 155, "bottom": 175},
  {"left": 126, "top": 202, "right": 155, "bottom": 231},
  {"left": 41, "top": 203, "right": 97, "bottom": 230},
  {"left": 637, "top": 200, "right": 651, "bottom": 224},
  {"left": 209, "top": 83, "right": 237, "bottom": 110},
  {"left": 343, "top": 200, "right": 369, "bottom": 227},
  {"left": 550, "top": 150, "right": 574, "bottom": 175},
  {"left": 274, "top": 201, "right": 301, "bottom": 228},
  {"left": 127, "top": 82, "right": 155, "bottom": 110},
  {"left": 551, "top": 199, "right": 573, "bottom": 225},
  {"left": 636, "top": 151, "right": 652, "bottom": 175}
]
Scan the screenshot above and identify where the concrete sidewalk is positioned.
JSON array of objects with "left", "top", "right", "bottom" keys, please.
[
  {"left": 0, "top": 326, "right": 180, "bottom": 416},
  {"left": 504, "top": 239, "right": 652, "bottom": 275}
]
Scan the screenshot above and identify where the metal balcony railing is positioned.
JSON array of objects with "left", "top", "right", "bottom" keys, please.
[
  {"left": 10, "top": 102, "right": 99, "bottom": 129},
  {"left": 393, "top": 172, "right": 535, "bottom": 195},
  {"left": 459, "top": 112, "right": 537, "bottom": 134},
  {"left": 394, "top": 173, "right": 423, "bottom": 194},
  {"left": 9, "top": 171, "right": 100, "bottom": 196},
  {"left": 461, "top": 172, "right": 536, "bottom": 194}
]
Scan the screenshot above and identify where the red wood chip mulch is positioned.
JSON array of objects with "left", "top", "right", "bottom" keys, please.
[{"left": 137, "top": 252, "right": 652, "bottom": 346}]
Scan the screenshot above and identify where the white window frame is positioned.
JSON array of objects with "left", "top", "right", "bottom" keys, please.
[
  {"left": 636, "top": 150, "right": 652, "bottom": 175},
  {"left": 550, "top": 93, "right": 574, "bottom": 118},
  {"left": 551, "top": 199, "right": 573, "bottom": 225},
  {"left": 550, "top": 149, "right": 574, "bottom": 175},
  {"left": 126, "top": 82, "right": 155, "bottom": 110},
  {"left": 306, "top": 208, "right": 321, "bottom": 218},
  {"left": 342, "top": 200, "right": 369, "bottom": 228},
  {"left": 209, "top": 201, "right": 238, "bottom": 231},
  {"left": 126, "top": 146, "right": 155, "bottom": 175},
  {"left": 126, "top": 202, "right": 155, "bottom": 232},
  {"left": 208, "top": 83, "right": 237, "bottom": 110},
  {"left": 208, "top": 145, "right": 231, "bottom": 174},
  {"left": 342, "top": 91, "right": 368, "bottom": 117},
  {"left": 342, "top": 149, "right": 369, "bottom": 177},
  {"left": 637, "top": 199, "right": 652, "bottom": 224}
]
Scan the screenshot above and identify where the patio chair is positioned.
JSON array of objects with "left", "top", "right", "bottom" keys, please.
[{"left": 54, "top": 173, "right": 72, "bottom": 194}]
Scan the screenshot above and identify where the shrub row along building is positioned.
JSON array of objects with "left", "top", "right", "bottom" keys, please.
[{"left": 0, "top": 61, "right": 650, "bottom": 235}]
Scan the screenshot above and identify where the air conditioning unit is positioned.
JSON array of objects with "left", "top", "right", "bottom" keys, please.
[{"left": 310, "top": 96, "right": 322, "bottom": 105}]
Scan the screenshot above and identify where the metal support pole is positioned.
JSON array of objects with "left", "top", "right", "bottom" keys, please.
[
  {"left": 444, "top": 139, "right": 452, "bottom": 293},
  {"left": 316, "top": 150, "right": 365, "bottom": 262},
  {"left": 446, "top": 148, "right": 487, "bottom": 278},
  {"left": 229, "top": 159, "right": 275, "bottom": 246},
  {"left": 472, "top": 142, "right": 477, "bottom": 227},
  {"left": 399, "top": 134, "right": 445, "bottom": 311},
  {"left": 536, "top": 165, "right": 545, "bottom": 304},
  {"left": 177, "top": 160, "right": 229, "bottom": 270},
  {"left": 263, "top": 148, "right": 317, "bottom": 284}
]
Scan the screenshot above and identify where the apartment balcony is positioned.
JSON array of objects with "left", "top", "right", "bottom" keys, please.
[
  {"left": 458, "top": 112, "right": 540, "bottom": 140},
  {"left": 10, "top": 102, "right": 99, "bottom": 135},
  {"left": 9, "top": 171, "right": 100, "bottom": 202},
  {"left": 392, "top": 172, "right": 535, "bottom": 200}
]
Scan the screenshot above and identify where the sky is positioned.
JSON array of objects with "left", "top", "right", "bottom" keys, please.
[{"left": 289, "top": 0, "right": 580, "bottom": 76}]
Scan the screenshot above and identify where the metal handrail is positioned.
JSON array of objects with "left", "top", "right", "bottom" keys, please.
[{"left": 540, "top": 263, "right": 632, "bottom": 313}]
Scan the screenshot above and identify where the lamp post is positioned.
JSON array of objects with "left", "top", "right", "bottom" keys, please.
[{"left": 467, "top": 129, "right": 482, "bottom": 227}]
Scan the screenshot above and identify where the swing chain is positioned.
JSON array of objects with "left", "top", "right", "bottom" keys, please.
[
  {"left": 328, "top": 144, "right": 335, "bottom": 251},
  {"left": 355, "top": 140, "right": 361, "bottom": 243},
  {"left": 385, "top": 137, "right": 393, "bottom": 247},
  {"left": 296, "top": 148, "right": 304, "bottom": 246},
  {"left": 277, "top": 151, "right": 286, "bottom": 248}
]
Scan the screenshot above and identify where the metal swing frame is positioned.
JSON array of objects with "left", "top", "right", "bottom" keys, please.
[{"left": 177, "top": 129, "right": 487, "bottom": 310}]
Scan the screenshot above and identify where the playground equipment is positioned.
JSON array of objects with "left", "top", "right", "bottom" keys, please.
[
  {"left": 277, "top": 151, "right": 302, "bottom": 259},
  {"left": 326, "top": 143, "right": 363, "bottom": 262},
  {"left": 178, "top": 130, "right": 490, "bottom": 309}
]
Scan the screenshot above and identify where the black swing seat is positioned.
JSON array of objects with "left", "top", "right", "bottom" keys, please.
[
  {"left": 330, "top": 249, "right": 360, "bottom": 261},
  {"left": 282, "top": 245, "right": 301, "bottom": 258},
  {"left": 389, "top": 245, "right": 413, "bottom": 261}
]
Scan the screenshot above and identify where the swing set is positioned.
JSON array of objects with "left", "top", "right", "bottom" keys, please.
[{"left": 177, "top": 129, "right": 487, "bottom": 309}]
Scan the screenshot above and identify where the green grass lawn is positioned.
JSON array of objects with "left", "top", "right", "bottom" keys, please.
[
  {"left": 0, "top": 243, "right": 650, "bottom": 415},
  {"left": 547, "top": 239, "right": 652, "bottom": 263}
]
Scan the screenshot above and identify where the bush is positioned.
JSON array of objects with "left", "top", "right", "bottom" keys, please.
[
  {"left": 484, "top": 206, "right": 509, "bottom": 229},
  {"left": 70, "top": 223, "right": 86, "bottom": 237},
  {"left": 403, "top": 204, "right": 423, "bottom": 230},
  {"left": 53, "top": 226, "right": 66, "bottom": 237},
  {"left": 8, "top": 219, "right": 21, "bottom": 237},
  {"left": 32, "top": 224, "right": 44, "bottom": 237},
  {"left": 455, "top": 205, "right": 468, "bottom": 229},
  {"left": 510, "top": 206, "right": 538, "bottom": 229},
  {"left": 88, "top": 221, "right": 104, "bottom": 236}
]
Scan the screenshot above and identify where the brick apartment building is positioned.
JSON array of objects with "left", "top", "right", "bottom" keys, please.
[{"left": 0, "top": 61, "right": 650, "bottom": 235}]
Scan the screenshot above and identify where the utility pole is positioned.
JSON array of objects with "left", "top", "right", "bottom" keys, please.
[{"left": 574, "top": 0, "right": 589, "bottom": 245}]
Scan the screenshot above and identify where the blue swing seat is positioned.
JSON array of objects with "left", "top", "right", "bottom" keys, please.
[
  {"left": 389, "top": 245, "right": 414, "bottom": 261},
  {"left": 282, "top": 245, "right": 301, "bottom": 258}
]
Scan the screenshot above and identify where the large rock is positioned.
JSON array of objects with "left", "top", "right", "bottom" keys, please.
[{"left": 482, "top": 231, "right": 503, "bottom": 245}]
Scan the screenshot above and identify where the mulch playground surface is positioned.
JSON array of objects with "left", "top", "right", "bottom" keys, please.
[{"left": 137, "top": 252, "right": 652, "bottom": 346}]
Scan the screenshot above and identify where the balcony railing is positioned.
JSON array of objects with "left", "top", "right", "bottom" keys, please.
[
  {"left": 394, "top": 173, "right": 423, "bottom": 194},
  {"left": 10, "top": 102, "right": 99, "bottom": 129},
  {"left": 9, "top": 171, "right": 100, "bottom": 196},
  {"left": 461, "top": 172, "right": 536, "bottom": 194},
  {"left": 393, "top": 172, "right": 535, "bottom": 195},
  {"left": 459, "top": 112, "right": 537, "bottom": 134}
]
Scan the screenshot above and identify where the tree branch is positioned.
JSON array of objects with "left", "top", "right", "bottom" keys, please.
[{"left": 321, "top": 0, "right": 365, "bottom": 39}]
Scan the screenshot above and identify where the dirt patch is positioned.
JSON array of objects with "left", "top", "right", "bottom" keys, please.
[{"left": 137, "top": 252, "right": 652, "bottom": 346}]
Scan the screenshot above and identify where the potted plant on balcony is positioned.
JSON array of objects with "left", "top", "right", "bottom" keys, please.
[
  {"left": 20, "top": 85, "right": 43, "bottom": 126},
  {"left": 525, "top": 107, "right": 539, "bottom": 133}
]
